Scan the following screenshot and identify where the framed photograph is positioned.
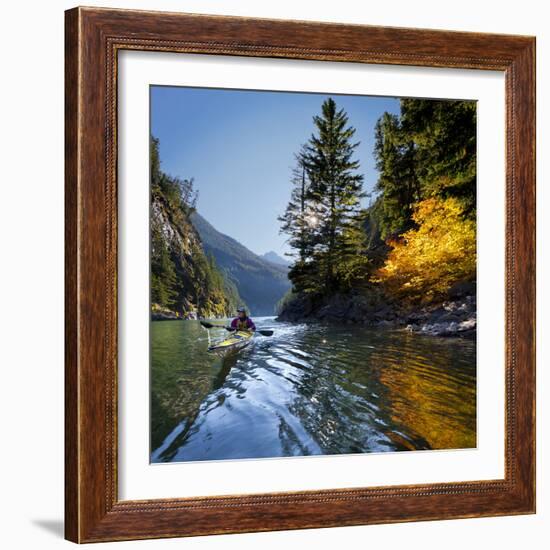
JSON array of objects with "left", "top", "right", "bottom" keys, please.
[{"left": 65, "top": 7, "right": 536, "bottom": 543}]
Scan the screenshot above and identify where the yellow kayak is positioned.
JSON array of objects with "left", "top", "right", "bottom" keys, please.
[{"left": 207, "top": 330, "right": 254, "bottom": 356}]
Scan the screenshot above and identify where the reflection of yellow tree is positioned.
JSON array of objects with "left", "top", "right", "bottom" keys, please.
[
  {"left": 376, "top": 198, "right": 476, "bottom": 302},
  {"left": 376, "top": 335, "right": 476, "bottom": 450}
]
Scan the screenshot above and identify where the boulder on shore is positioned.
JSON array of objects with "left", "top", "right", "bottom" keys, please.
[{"left": 408, "top": 295, "right": 476, "bottom": 338}]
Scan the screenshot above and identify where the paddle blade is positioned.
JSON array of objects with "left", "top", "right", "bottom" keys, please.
[
  {"left": 200, "top": 320, "right": 233, "bottom": 331},
  {"left": 258, "top": 330, "right": 273, "bottom": 337}
]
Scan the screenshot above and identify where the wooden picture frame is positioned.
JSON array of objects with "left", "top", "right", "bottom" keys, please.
[{"left": 65, "top": 6, "right": 536, "bottom": 543}]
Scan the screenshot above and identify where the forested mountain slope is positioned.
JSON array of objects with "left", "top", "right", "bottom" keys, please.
[{"left": 150, "top": 137, "right": 242, "bottom": 320}]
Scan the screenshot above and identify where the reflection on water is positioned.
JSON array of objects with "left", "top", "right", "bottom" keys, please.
[{"left": 151, "top": 317, "right": 476, "bottom": 462}]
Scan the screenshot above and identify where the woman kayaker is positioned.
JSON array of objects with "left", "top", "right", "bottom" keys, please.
[{"left": 230, "top": 307, "right": 256, "bottom": 332}]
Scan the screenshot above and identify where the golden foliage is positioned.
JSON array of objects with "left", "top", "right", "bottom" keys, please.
[{"left": 375, "top": 198, "right": 476, "bottom": 301}]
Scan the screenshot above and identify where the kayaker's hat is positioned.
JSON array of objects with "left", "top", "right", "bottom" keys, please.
[{"left": 237, "top": 307, "right": 246, "bottom": 314}]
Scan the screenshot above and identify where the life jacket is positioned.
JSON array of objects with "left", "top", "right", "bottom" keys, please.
[{"left": 235, "top": 318, "right": 251, "bottom": 331}]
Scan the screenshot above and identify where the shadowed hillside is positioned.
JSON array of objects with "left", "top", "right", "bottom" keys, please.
[{"left": 191, "top": 213, "right": 291, "bottom": 315}]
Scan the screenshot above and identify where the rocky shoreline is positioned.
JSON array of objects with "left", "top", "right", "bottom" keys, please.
[
  {"left": 151, "top": 310, "right": 180, "bottom": 321},
  {"left": 151, "top": 305, "right": 199, "bottom": 321},
  {"left": 276, "top": 284, "right": 476, "bottom": 339},
  {"left": 400, "top": 295, "right": 476, "bottom": 338}
]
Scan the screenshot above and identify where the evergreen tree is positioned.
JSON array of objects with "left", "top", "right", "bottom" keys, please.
[
  {"left": 400, "top": 99, "right": 476, "bottom": 215},
  {"left": 278, "top": 145, "right": 313, "bottom": 262},
  {"left": 372, "top": 99, "right": 476, "bottom": 242},
  {"left": 278, "top": 145, "right": 325, "bottom": 293},
  {"left": 151, "top": 225, "right": 178, "bottom": 308},
  {"left": 151, "top": 136, "right": 162, "bottom": 192},
  {"left": 373, "top": 112, "right": 420, "bottom": 239},
  {"left": 303, "top": 98, "right": 365, "bottom": 292}
]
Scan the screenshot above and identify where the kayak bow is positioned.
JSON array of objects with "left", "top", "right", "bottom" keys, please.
[{"left": 207, "top": 330, "right": 254, "bottom": 356}]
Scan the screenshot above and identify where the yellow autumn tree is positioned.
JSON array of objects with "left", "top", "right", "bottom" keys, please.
[{"left": 375, "top": 197, "right": 476, "bottom": 302}]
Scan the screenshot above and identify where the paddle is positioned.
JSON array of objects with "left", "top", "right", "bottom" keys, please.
[{"left": 200, "top": 320, "right": 273, "bottom": 337}]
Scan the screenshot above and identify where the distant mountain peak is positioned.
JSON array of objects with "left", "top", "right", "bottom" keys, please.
[{"left": 261, "top": 251, "right": 290, "bottom": 267}]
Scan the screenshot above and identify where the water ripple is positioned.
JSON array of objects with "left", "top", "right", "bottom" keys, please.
[{"left": 151, "top": 317, "right": 476, "bottom": 462}]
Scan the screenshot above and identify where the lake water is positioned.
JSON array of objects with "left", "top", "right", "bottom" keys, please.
[{"left": 151, "top": 317, "right": 476, "bottom": 462}]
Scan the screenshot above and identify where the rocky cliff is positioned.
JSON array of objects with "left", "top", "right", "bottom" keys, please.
[{"left": 151, "top": 196, "right": 242, "bottom": 320}]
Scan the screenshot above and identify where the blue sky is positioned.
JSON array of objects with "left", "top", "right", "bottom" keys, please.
[{"left": 151, "top": 86, "right": 400, "bottom": 257}]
